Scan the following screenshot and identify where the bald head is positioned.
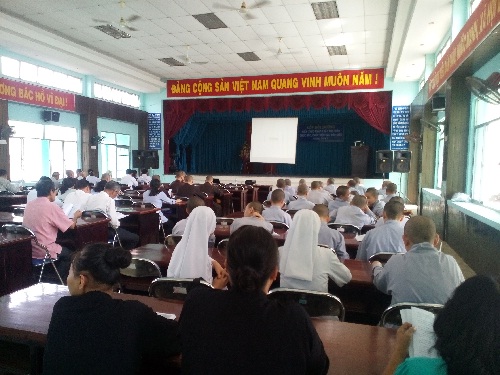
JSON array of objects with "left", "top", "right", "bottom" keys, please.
[
  {"left": 404, "top": 216, "right": 437, "bottom": 246},
  {"left": 351, "top": 194, "right": 367, "bottom": 209}
]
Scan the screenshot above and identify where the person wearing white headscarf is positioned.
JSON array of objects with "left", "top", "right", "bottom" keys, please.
[
  {"left": 279, "top": 209, "right": 352, "bottom": 292},
  {"left": 167, "top": 206, "right": 227, "bottom": 287}
]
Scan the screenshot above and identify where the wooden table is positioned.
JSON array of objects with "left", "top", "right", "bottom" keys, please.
[
  {"left": 56, "top": 217, "right": 110, "bottom": 251},
  {"left": 0, "top": 195, "right": 27, "bottom": 212},
  {"left": 0, "top": 233, "right": 33, "bottom": 297},
  {"left": 0, "top": 212, "right": 23, "bottom": 225},
  {"left": 220, "top": 192, "right": 233, "bottom": 216},
  {"left": 343, "top": 233, "right": 361, "bottom": 259},
  {"left": 214, "top": 224, "right": 287, "bottom": 245},
  {"left": 117, "top": 206, "right": 160, "bottom": 245},
  {"left": 0, "top": 283, "right": 395, "bottom": 375}
]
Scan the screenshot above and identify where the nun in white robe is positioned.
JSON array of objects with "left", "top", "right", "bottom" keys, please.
[
  {"left": 167, "top": 206, "right": 224, "bottom": 284},
  {"left": 279, "top": 209, "right": 352, "bottom": 293}
]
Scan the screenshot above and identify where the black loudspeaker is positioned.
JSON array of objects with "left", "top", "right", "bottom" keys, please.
[
  {"left": 42, "top": 111, "right": 60, "bottom": 122},
  {"left": 375, "top": 150, "right": 394, "bottom": 174},
  {"left": 132, "top": 150, "right": 159, "bottom": 169},
  {"left": 394, "top": 151, "right": 411, "bottom": 173},
  {"left": 245, "top": 180, "right": 256, "bottom": 185}
]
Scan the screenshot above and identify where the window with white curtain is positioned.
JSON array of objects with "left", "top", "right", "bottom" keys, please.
[
  {"left": 93, "top": 83, "right": 140, "bottom": 108},
  {"left": 471, "top": 99, "right": 500, "bottom": 210},
  {"left": 100, "top": 132, "right": 131, "bottom": 179},
  {"left": 8, "top": 120, "right": 78, "bottom": 182}
]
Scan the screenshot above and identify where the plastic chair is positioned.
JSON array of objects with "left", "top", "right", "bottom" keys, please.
[
  {"left": 165, "top": 234, "right": 182, "bottom": 247},
  {"left": 327, "top": 223, "right": 361, "bottom": 235},
  {"left": 2, "top": 224, "right": 64, "bottom": 285},
  {"left": 216, "top": 217, "right": 234, "bottom": 226},
  {"left": 81, "top": 210, "right": 122, "bottom": 248},
  {"left": 379, "top": 303, "right": 444, "bottom": 327},
  {"left": 268, "top": 221, "right": 290, "bottom": 230},
  {"left": 285, "top": 209, "right": 298, "bottom": 215},
  {"left": 262, "top": 200, "right": 272, "bottom": 208},
  {"left": 368, "top": 252, "right": 395, "bottom": 263},
  {"left": 268, "top": 288, "right": 345, "bottom": 321},
  {"left": 149, "top": 277, "right": 213, "bottom": 301}
]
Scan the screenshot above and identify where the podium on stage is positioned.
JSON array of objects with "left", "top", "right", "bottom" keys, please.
[{"left": 351, "top": 145, "right": 369, "bottom": 177}]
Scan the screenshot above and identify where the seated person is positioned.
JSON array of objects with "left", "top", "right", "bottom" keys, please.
[
  {"left": 333, "top": 194, "right": 377, "bottom": 228},
  {"left": 169, "top": 171, "right": 185, "bottom": 194},
  {"left": 143, "top": 179, "right": 179, "bottom": 225},
  {"left": 262, "top": 189, "right": 292, "bottom": 227},
  {"left": 120, "top": 169, "right": 138, "bottom": 188},
  {"left": 198, "top": 175, "right": 222, "bottom": 216},
  {"left": 296, "top": 178, "right": 308, "bottom": 194},
  {"left": 58, "top": 177, "right": 77, "bottom": 202},
  {"left": 86, "top": 169, "right": 100, "bottom": 185},
  {"left": 179, "top": 225, "right": 329, "bottom": 374},
  {"left": 43, "top": 244, "right": 180, "bottom": 374},
  {"left": 375, "top": 196, "right": 409, "bottom": 228},
  {"left": 137, "top": 168, "right": 152, "bottom": 185},
  {"left": 365, "top": 187, "right": 385, "bottom": 217},
  {"left": 51, "top": 171, "right": 61, "bottom": 189},
  {"left": 167, "top": 206, "right": 226, "bottom": 287},
  {"left": 317, "top": 181, "right": 334, "bottom": 203},
  {"left": 287, "top": 183, "right": 315, "bottom": 210},
  {"left": 383, "top": 182, "right": 398, "bottom": 203},
  {"left": 92, "top": 173, "right": 111, "bottom": 194},
  {"left": 313, "top": 204, "right": 349, "bottom": 261},
  {"left": 63, "top": 178, "right": 92, "bottom": 218},
  {"left": 172, "top": 196, "right": 205, "bottom": 235},
  {"left": 372, "top": 216, "right": 464, "bottom": 305},
  {"left": 328, "top": 185, "right": 350, "bottom": 219},
  {"left": 347, "top": 179, "right": 357, "bottom": 193},
  {"left": 378, "top": 180, "right": 391, "bottom": 198},
  {"left": 84, "top": 181, "right": 139, "bottom": 250},
  {"left": 284, "top": 178, "right": 296, "bottom": 196},
  {"left": 28, "top": 176, "right": 63, "bottom": 207},
  {"left": 352, "top": 177, "right": 366, "bottom": 195},
  {"left": 356, "top": 201, "right": 406, "bottom": 261},
  {"left": 176, "top": 174, "right": 200, "bottom": 198},
  {"left": 66, "top": 169, "right": 75, "bottom": 178},
  {"left": 23, "top": 178, "right": 81, "bottom": 279},
  {"left": 383, "top": 275, "right": 499, "bottom": 375},
  {"left": 279, "top": 209, "right": 352, "bottom": 292},
  {"left": 307, "top": 181, "right": 331, "bottom": 205},
  {"left": 324, "top": 178, "right": 337, "bottom": 194},
  {"left": 230, "top": 201, "right": 273, "bottom": 234},
  {"left": 77, "top": 171, "right": 87, "bottom": 180},
  {"left": 266, "top": 178, "right": 293, "bottom": 204}
]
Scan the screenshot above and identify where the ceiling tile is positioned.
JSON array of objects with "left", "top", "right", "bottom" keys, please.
[
  {"left": 363, "top": 0, "right": 392, "bottom": 16},
  {"left": 284, "top": 4, "right": 316, "bottom": 22},
  {"left": 294, "top": 20, "right": 321, "bottom": 36},
  {"left": 336, "top": 0, "right": 364, "bottom": 18},
  {"left": 364, "top": 14, "right": 389, "bottom": 31},
  {"left": 261, "top": 6, "right": 293, "bottom": 23}
]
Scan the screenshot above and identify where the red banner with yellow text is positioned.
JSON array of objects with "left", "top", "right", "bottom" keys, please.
[
  {"left": 0, "top": 77, "right": 76, "bottom": 111},
  {"left": 167, "top": 68, "right": 384, "bottom": 98},
  {"left": 428, "top": 0, "right": 500, "bottom": 97}
]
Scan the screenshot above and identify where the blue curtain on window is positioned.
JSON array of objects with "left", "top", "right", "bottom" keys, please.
[{"left": 176, "top": 106, "right": 389, "bottom": 176}]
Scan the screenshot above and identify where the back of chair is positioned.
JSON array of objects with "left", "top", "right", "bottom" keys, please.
[
  {"left": 380, "top": 303, "right": 444, "bottom": 327},
  {"left": 262, "top": 200, "right": 271, "bottom": 208},
  {"left": 2, "top": 223, "right": 34, "bottom": 237},
  {"left": 268, "top": 288, "right": 345, "bottom": 321},
  {"left": 115, "top": 198, "right": 133, "bottom": 207},
  {"left": 165, "top": 234, "right": 182, "bottom": 247},
  {"left": 368, "top": 252, "right": 395, "bottom": 263},
  {"left": 268, "top": 221, "right": 290, "bottom": 230},
  {"left": 216, "top": 217, "right": 234, "bottom": 226},
  {"left": 149, "top": 277, "right": 213, "bottom": 301},
  {"left": 327, "top": 223, "right": 361, "bottom": 234},
  {"left": 120, "top": 258, "right": 162, "bottom": 278},
  {"left": 285, "top": 209, "right": 298, "bottom": 216},
  {"left": 132, "top": 201, "right": 155, "bottom": 208},
  {"left": 82, "top": 210, "right": 108, "bottom": 219}
]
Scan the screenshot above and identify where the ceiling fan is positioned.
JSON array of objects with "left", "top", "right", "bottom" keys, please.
[
  {"left": 465, "top": 73, "right": 500, "bottom": 105},
  {"left": 92, "top": 0, "right": 140, "bottom": 31},
  {"left": 274, "top": 37, "right": 303, "bottom": 57},
  {"left": 179, "top": 46, "right": 208, "bottom": 66},
  {"left": 213, "top": 0, "right": 271, "bottom": 19}
]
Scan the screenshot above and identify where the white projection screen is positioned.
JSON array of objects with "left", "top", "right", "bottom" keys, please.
[{"left": 250, "top": 118, "right": 298, "bottom": 164}]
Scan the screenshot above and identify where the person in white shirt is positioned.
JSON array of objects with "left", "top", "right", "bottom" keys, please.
[
  {"left": 334, "top": 194, "right": 376, "bottom": 228},
  {"left": 62, "top": 179, "right": 92, "bottom": 218},
  {"left": 84, "top": 181, "right": 139, "bottom": 250},
  {"left": 287, "top": 184, "right": 315, "bottom": 210},
  {"left": 58, "top": 177, "right": 77, "bottom": 202},
  {"left": 324, "top": 178, "right": 337, "bottom": 194},
  {"left": 279, "top": 209, "right": 352, "bottom": 292},
  {"left": 120, "top": 169, "right": 138, "bottom": 188},
  {"left": 352, "top": 177, "right": 366, "bottom": 195},
  {"left": 137, "top": 168, "right": 152, "bottom": 185},
  {"left": 143, "top": 178, "right": 179, "bottom": 224},
  {"left": 51, "top": 172, "right": 61, "bottom": 189},
  {"left": 77, "top": 171, "right": 87, "bottom": 180},
  {"left": 86, "top": 169, "right": 100, "bottom": 185}
]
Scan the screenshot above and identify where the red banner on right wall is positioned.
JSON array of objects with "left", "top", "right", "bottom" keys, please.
[{"left": 428, "top": 0, "right": 500, "bottom": 97}]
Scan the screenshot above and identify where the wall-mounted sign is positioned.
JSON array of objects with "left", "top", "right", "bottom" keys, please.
[
  {"left": 391, "top": 106, "right": 410, "bottom": 150},
  {"left": 167, "top": 68, "right": 384, "bottom": 98},
  {"left": 0, "top": 77, "right": 75, "bottom": 111},
  {"left": 147, "top": 113, "right": 162, "bottom": 150}
]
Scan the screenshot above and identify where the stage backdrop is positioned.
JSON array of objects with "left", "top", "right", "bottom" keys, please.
[{"left": 163, "top": 91, "right": 392, "bottom": 176}]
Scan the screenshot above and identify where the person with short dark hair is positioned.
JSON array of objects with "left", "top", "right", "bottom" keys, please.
[
  {"left": 23, "top": 178, "right": 81, "bottom": 279},
  {"left": 287, "top": 183, "right": 315, "bottom": 210},
  {"left": 120, "top": 168, "right": 138, "bottom": 188},
  {"left": 51, "top": 171, "right": 61, "bottom": 189},
  {"left": 262, "top": 189, "right": 292, "bottom": 227},
  {"left": 372, "top": 216, "right": 464, "bottom": 305},
  {"left": 86, "top": 169, "right": 100, "bottom": 185},
  {"left": 199, "top": 175, "right": 222, "bottom": 216},
  {"left": 177, "top": 174, "right": 201, "bottom": 198},
  {"left": 230, "top": 201, "right": 273, "bottom": 234},
  {"left": 0, "top": 169, "right": 18, "bottom": 193},
  {"left": 334, "top": 194, "right": 376, "bottom": 227},
  {"left": 324, "top": 178, "right": 336, "bottom": 194},
  {"left": 179, "top": 225, "right": 329, "bottom": 374},
  {"left": 84, "top": 181, "right": 139, "bottom": 250},
  {"left": 328, "top": 185, "right": 351, "bottom": 220},
  {"left": 62, "top": 178, "right": 92, "bottom": 218},
  {"left": 313, "top": 204, "right": 349, "bottom": 261},
  {"left": 172, "top": 196, "right": 205, "bottom": 235},
  {"left": 356, "top": 201, "right": 406, "bottom": 261},
  {"left": 284, "top": 178, "right": 296, "bottom": 196},
  {"left": 383, "top": 275, "right": 500, "bottom": 375},
  {"left": 352, "top": 177, "right": 366, "bottom": 195},
  {"left": 365, "top": 187, "right": 385, "bottom": 217},
  {"left": 137, "top": 168, "right": 151, "bottom": 185},
  {"left": 58, "top": 177, "right": 78, "bottom": 202},
  {"left": 307, "top": 180, "right": 331, "bottom": 205},
  {"left": 266, "top": 178, "right": 293, "bottom": 204},
  {"left": 43, "top": 243, "right": 180, "bottom": 374},
  {"left": 66, "top": 170, "right": 75, "bottom": 178},
  {"left": 375, "top": 196, "right": 409, "bottom": 228},
  {"left": 383, "top": 183, "right": 398, "bottom": 203},
  {"left": 143, "top": 179, "right": 179, "bottom": 223},
  {"left": 169, "top": 171, "right": 185, "bottom": 194}
]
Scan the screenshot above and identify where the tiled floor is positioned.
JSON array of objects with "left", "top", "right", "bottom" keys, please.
[{"left": 441, "top": 241, "right": 476, "bottom": 279}]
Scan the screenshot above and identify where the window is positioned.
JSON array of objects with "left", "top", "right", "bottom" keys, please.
[
  {"left": 94, "top": 83, "right": 140, "bottom": 108},
  {"left": 470, "top": 0, "right": 481, "bottom": 16},
  {"left": 8, "top": 120, "right": 78, "bottom": 182},
  {"left": 471, "top": 99, "right": 500, "bottom": 210},
  {"left": 100, "top": 132, "right": 131, "bottom": 179},
  {"left": 0, "top": 55, "right": 82, "bottom": 94},
  {"left": 436, "top": 38, "right": 451, "bottom": 65}
]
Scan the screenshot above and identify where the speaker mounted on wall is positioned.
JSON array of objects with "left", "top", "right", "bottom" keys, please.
[
  {"left": 394, "top": 151, "right": 412, "bottom": 173},
  {"left": 42, "top": 110, "right": 60, "bottom": 122},
  {"left": 375, "top": 150, "right": 394, "bottom": 174}
]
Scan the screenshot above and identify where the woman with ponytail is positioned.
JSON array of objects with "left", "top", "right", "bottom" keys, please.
[
  {"left": 179, "top": 225, "right": 329, "bottom": 375},
  {"left": 43, "top": 243, "right": 180, "bottom": 374}
]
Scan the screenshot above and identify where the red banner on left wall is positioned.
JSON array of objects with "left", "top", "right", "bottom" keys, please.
[{"left": 0, "top": 77, "right": 76, "bottom": 111}]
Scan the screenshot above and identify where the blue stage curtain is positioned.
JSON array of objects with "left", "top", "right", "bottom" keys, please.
[{"left": 173, "top": 116, "right": 207, "bottom": 171}]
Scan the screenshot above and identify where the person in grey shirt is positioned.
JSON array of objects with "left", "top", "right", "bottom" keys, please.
[
  {"left": 334, "top": 195, "right": 376, "bottom": 228},
  {"left": 382, "top": 183, "right": 398, "bottom": 203},
  {"left": 356, "top": 201, "right": 406, "bottom": 261},
  {"left": 313, "top": 204, "right": 348, "bottom": 261},
  {"left": 324, "top": 178, "right": 337, "bottom": 194},
  {"left": 287, "top": 184, "right": 315, "bottom": 210},
  {"left": 0, "top": 169, "right": 18, "bottom": 193},
  {"left": 262, "top": 189, "right": 292, "bottom": 228},
  {"left": 372, "top": 216, "right": 464, "bottom": 305},
  {"left": 365, "top": 187, "right": 385, "bottom": 217},
  {"left": 230, "top": 202, "right": 273, "bottom": 234},
  {"left": 266, "top": 178, "right": 293, "bottom": 204},
  {"left": 328, "top": 186, "right": 350, "bottom": 219}
]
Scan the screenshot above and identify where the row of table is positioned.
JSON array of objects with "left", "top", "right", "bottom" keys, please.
[{"left": 0, "top": 283, "right": 396, "bottom": 375}]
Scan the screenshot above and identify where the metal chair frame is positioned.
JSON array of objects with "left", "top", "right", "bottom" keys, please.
[
  {"left": 268, "top": 221, "right": 290, "bottom": 230},
  {"left": 368, "top": 252, "right": 396, "bottom": 263},
  {"left": 149, "top": 277, "right": 213, "bottom": 301},
  {"left": 120, "top": 257, "right": 162, "bottom": 278},
  {"left": 81, "top": 210, "right": 123, "bottom": 248},
  {"left": 327, "top": 223, "right": 361, "bottom": 235},
  {"left": 379, "top": 302, "right": 444, "bottom": 327},
  {"left": 165, "top": 234, "right": 183, "bottom": 247}
]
